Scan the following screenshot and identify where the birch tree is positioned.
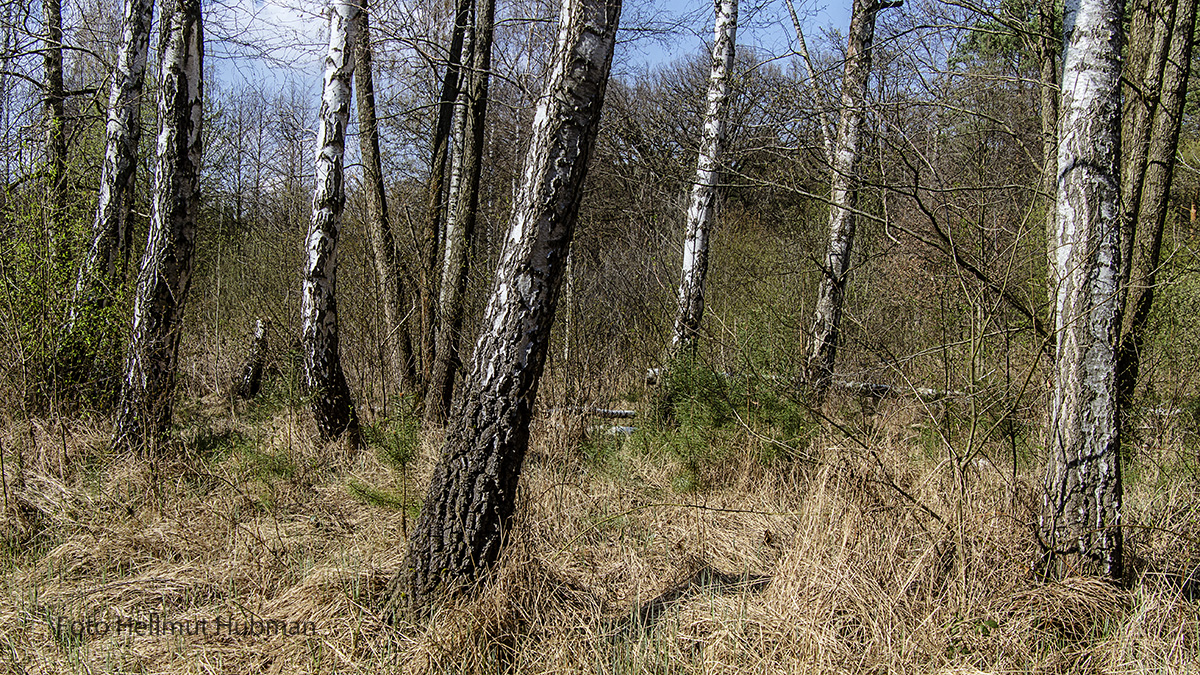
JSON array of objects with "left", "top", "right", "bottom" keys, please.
[
  {"left": 301, "top": 0, "right": 361, "bottom": 443},
  {"left": 668, "top": 0, "right": 736, "bottom": 355},
  {"left": 111, "top": 0, "right": 202, "bottom": 452},
  {"left": 1041, "top": 0, "right": 1124, "bottom": 579},
  {"left": 355, "top": 0, "right": 417, "bottom": 395},
  {"left": 395, "top": 0, "right": 621, "bottom": 606},
  {"left": 425, "top": 0, "right": 496, "bottom": 425},
  {"left": 803, "top": 0, "right": 898, "bottom": 405}
]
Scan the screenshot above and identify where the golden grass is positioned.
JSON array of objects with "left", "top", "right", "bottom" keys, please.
[{"left": 0, "top": 396, "right": 1197, "bottom": 675}]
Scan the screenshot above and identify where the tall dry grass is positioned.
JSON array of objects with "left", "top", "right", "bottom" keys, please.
[{"left": 0, "top": 387, "right": 1197, "bottom": 674}]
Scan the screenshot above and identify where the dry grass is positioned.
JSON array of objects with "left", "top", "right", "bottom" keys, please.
[{"left": 0, "top": 392, "right": 1197, "bottom": 675}]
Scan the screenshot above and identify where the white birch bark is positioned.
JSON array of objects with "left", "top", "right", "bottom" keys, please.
[
  {"left": 112, "top": 0, "right": 202, "bottom": 452},
  {"left": 399, "top": 0, "right": 621, "bottom": 604},
  {"left": 670, "top": 0, "right": 737, "bottom": 353},
  {"left": 784, "top": 0, "right": 833, "bottom": 165},
  {"left": 72, "top": 0, "right": 154, "bottom": 311},
  {"left": 1041, "top": 0, "right": 1124, "bottom": 579},
  {"left": 803, "top": 0, "right": 894, "bottom": 404},
  {"left": 301, "top": 0, "right": 360, "bottom": 442}
]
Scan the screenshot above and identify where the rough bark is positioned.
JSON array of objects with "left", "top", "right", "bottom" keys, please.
[
  {"left": 395, "top": 0, "right": 621, "bottom": 607},
  {"left": 111, "top": 0, "right": 203, "bottom": 452},
  {"left": 803, "top": 0, "right": 897, "bottom": 405},
  {"left": 235, "top": 319, "right": 268, "bottom": 399},
  {"left": 1041, "top": 0, "right": 1124, "bottom": 579},
  {"left": 1039, "top": 0, "right": 1059, "bottom": 332},
  {"left": 425, "top": 0, "right": 495, "bottom": 426},
  {"left": 301, "top": 0, "right": 360, "bottom": 443},
  {"left": 354, "top": 1, "right": 417, "bottom": 396},
  {"left": 1115, "top": 0, "right": 1195, "bottom": 425},
  {"left": 43, "top": 0, "right": 67, "bottom": 267},
  {"left": 418, "top": 0, "right": 474, "bottom": 395},
  {"left": 669, "top": 0, "right": 737, "bottom": 355}
]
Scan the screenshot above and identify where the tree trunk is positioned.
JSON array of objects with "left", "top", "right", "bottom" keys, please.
[
  {"left": 43, "top": 0, "right": 67, "bottom": 268},
  {"left": 235, "top": 318, "right": 268, "bottom": 399},
  {"left": 784, "top": 0, "right": 832, "bottom": 165},
  {"left": 804, "top": 0, "right": 896, "bottom": 405},
  {"left": 669, "top": 0, "right": 737, "bottom": 355},
  {"left": 425, "top": 0, "right": 495, "bottom": 426},
  {"left": 395, "top": 0, "right": 621, "bottom": 608},
  {"left": 57, "top": 0, "right": 154, "bottom": 387},
  {"left": 1038, "top": 0, "right": 1059, "bottom": 335},
  {"left": 302, "top": 0, "right": 361, "bottom": 443},
  {"left": 111, "top": 0, "right": 203, "bottom": 453},
  {"left": 1041, "top": 0, "right": 1124, "bottom": 580},
  {"left": 355, "top": 1, "right": 417, "bottom": 396},
  {"left": 418, "top": 0, "right": 474, "bottom": 396},
  {"left": 1115, "top": 0, "right": 1195, "bottom": 427}
]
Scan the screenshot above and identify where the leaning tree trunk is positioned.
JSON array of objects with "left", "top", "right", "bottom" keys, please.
[
  {"left": 301, "top": 0, "right": 361, "bottom": 443},
  {"left": 111, "top": 0, "right": 202, "bottom": 453},
  {"left": 58, "top": 0, "right": 155, "bottom": 385},
  {"left": 803, "top": 0, "right": 897, "bottom": 405},
  {"left": 668, "top": 0, "right": 737, "bottom": 356},
  {"left": 1041, "top": 0, "right": 1124, "bottom": 580},
  {"left": 418, "top": 0, "right": 474, "bottom": 395},
  {"left": 425, "top": 0, "right": 496, "bottom": 426},
  {"left": 1115, "top": 0, "right": 1195, "bottom": 430},
  {"left": 784, "top": 0, "right": 832, "bottom": 165},
  {"left": 43, "top": 0, "right": 68, "bottom": 268},
  {"left": 394, "top": 0, "right": 621, "bottom": 608},
  {"left": 355, "top": 1, "right": 417, "bottom": 396}
]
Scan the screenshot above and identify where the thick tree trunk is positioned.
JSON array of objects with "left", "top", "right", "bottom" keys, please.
[
  {"left": 1041, "top": 0, "right": 1124, "bottom": 579},
  {"left": 355, "top": 2, "right": 417, "bottom": 396},
  {"left": 302, "top": 0, "right": 361, "bottom": 444},
  {"left": 418, "top": 0, "right": 474, "bottom": 396},
  {"left": 235, "top": 318, "right": 268, "bottom": 399},
  {"left": 395, "top": 0, "right": 621, "bottom": 607},
  {"left": 111, "top": 0, "right": 202, "bottom": 452},
  {"left": 43, "top": 0, "right": 67, "bottom": 267},
  {"left": 425, "top": 0, "right": 495, "bottom": 426},
  {"left": 1115, "top": 0, "right": 1195, "bottom": 426},
  {"left": 669, "top": 0, "right": 737, "bottom": 354},
  {"left": 803, "top": 0, "right": 896, "bottom": 405}
]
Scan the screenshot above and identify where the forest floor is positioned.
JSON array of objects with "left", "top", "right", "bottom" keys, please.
[{"left": 1, "top": 381, "right": 1198, "bottom": 674}]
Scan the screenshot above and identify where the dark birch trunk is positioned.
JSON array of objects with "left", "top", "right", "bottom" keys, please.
[
  {"left": 1041, "top": 0, "right": 1124, "bottom": 579},
  {"left": 301, "top": 0, "right": 360, "bottom": 443},
  {"left": 418, "top": 0, "right": 473, "bottom": 395},
  {"left": 43, "top": 0, "right": 67, "bottom": 267},
  {"left": 669, "top": 0, "right": 737, "bottom": 354},
  {"left": 424, "top": 0, "right": 495, "bottom": 426},
  {"left": 395, "top": 0, "right": 621, "bottom": 607},
  {"left": 1038, "top": 0, "right": 1059, "bottom": 332},
  {"left": 235, "top": 319, "right": 268, "bottom": 399},
  {"left": 803, "top": 0, "right": 897, "bottom": 405},
  {"left": 354, "top": 1, "right": 417, "bottom": 395},
  {"left": 1115, "top": 0, "right": 1195, "bottom": 427},
  {"left": 111, "top": 0, "right": 202, "bottom": 452}
]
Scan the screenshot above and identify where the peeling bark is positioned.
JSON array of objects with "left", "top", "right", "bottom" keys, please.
[
  {"left": 302, "top": 0, "right": 361, "bottom": 443},
  {"left": 395, "top": 0, "right": 621, "bottom": 607},
  {"left": 425, "top": 0, "right": 495, "bottom": 426},
  {"left": 804, "top": 0, "right": 898, "bottom": 405},
  {"left": 111, "top": 0, "right": 203, "bottom": 452},
  {"left": 1041, "top": 0, "right": 1124, "bottom": 579},
  {"left": 355, "top": 1, "right": 417, "bottom": 396},
  {"left": 669, "top": 0, "right": 737, "bottom": 354}
]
